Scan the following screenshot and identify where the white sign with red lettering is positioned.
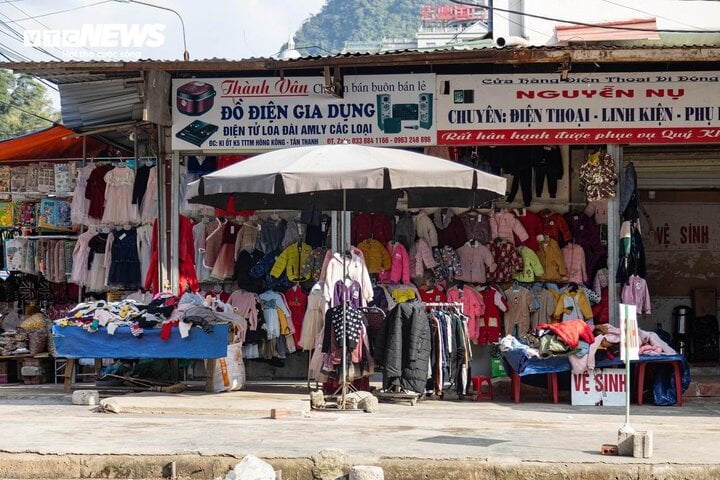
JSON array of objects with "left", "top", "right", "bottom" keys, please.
[
  {"left": 620, "top": 303, "right": 640, "bottom": 362},
  {"left": 571, "top": 368, "right": 627, "bottom": 406}
]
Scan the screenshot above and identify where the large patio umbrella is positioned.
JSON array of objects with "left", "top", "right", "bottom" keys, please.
[
  {"left": 187, "top": 144, "right": 506, "bottom": 213},
  {"left": 187, "top": 144, "right": 507, "bottom": 406}
]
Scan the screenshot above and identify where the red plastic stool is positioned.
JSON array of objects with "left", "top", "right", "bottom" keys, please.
[{"left": 472, "top": 376, "right": 494, "bottom": 401}]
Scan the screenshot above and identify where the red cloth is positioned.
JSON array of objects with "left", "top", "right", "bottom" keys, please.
[
  {"left": 85, "top": 164, "right": 114, "bottom": 220},
  {"left": 537, "top": 319, "right": 594, "bottom": 349},
  {"left": 144, "top": 215, "right": 199, "bottom": 294},
  {"left": 215, "top": 156, "right": 255, "bottom": 217},
  {"left": 540, "top": 210, "right": 573, "bottom": 246},
  {"left": 513, "top": 209, "right": 543, "bottom": 250},
  {"left": 204, "top": 290, "right": 230, "bottom": 302},
  {"left": 160, "top": 320, "right": 178, "bottom": 340},
  {"left": 418, "top": 286, "right": 446, "bottom": 304},
  {"left": 477, "top": 286, "right": 508, "bottom": 346},
  {"left": 284, "top": 285, "right": 308, "bottom": 346},
  {"left": 592, "top": 287, "right": 609, "bottom": 324},
  {"left": 351, "top": 212, "right": 393, "bottom": 245}
]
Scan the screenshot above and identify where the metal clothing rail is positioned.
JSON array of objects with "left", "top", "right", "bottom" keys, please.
[{"left": 423, "top": 301, "right": 464, "bottom": 312}]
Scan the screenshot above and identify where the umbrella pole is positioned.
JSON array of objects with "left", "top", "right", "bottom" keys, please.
[{"left": 341, "top": 188, "right": 348, "bottom": 408}]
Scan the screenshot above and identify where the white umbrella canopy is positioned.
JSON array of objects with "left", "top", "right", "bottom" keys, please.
[{"left": 188, "top": 144, "right": 506, "bottom": 212}]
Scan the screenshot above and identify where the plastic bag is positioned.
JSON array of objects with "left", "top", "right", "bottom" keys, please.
[
  {"left": 653, "top": 360, "right": 692, "bottom": 406},
  {"left": 224, "top": 454, "right": 275, "bottom": 480},
  {"left": 212, "top": 342, "right": 245, "bottom": 393}
]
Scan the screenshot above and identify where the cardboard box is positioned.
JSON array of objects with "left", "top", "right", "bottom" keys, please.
[{"left": 693, "top": 289, "right": 717, "bottom": 318}]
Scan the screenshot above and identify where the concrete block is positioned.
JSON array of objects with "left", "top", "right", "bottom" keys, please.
[
  {"left": 270, "top": 408, "right": 288, "bottom": 419},
  {"left": 633, "top": 431, "right": 653, "bottom": 458},
  {"left": 349, "top": 465, "right": 384, "bottom": 480},
  {"left": 617, "top": 428, "right": 635, "bottom": 456},
  {"left": 312, "top": 449, "right": 347, "bottom": 480},
  {"left": 72, "top": 390, "right": 100, "bottom": 406},
  {"left": 21, "top": 366, "right": 43, "bottom": 377}
]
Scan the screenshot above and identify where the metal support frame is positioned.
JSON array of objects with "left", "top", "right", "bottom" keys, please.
[
  {"left": 170, "top": 151, "right": 181, "bottom": 295},
  {"left": 607, "top": 144, "right": 622, "bottom": 327}
]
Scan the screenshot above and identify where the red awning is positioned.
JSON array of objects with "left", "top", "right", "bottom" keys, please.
[
  {"left": 0, "top": 125, "right": 110, "bottom": 162},
  {"left": 556, "top": 18, "right": 660, "bottom": 43}
]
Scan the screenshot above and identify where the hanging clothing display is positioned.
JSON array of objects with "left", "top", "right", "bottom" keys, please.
[
  {"left": 408, "top": 238, "right": 437, "bottom": 280},
  {"left": 486, "top": 239, "right": 523, "bottom": 283},
  {"left": 553, "top": 287, "right": 593, "bottom": 323},
  {"left": 536, "top": 237, "right": 566, "bottom": 282},
  {"left": 106, "top": 227, "right": 142, "bottom": 289},
  {"left": 621, "top": 274, "right": 651, "bottom": 315},
  {"left": 513, "top": 246, "right": 544, "bottom": 283},
  {"left": 455, "top": 240, "right": 496, "bottom": 284},
  {"left": 357, "top": 238, "right": 391, "bottom": 274},
  {"left": 476, "top": 284, "right": 508, "bottom": 345},
  {"left": 415, "top": 210, "right": 438, "bottom": 247},
  {"left": 378, "top": 241, "right": 410, "bottom": 285},
  {"left": 490, "top": 208, "right": 528, "bottom": 245},
  {"left": 539, "top": 209, "right": 573, "bottom": 246},
  {"left": 532, "top": 145, "right": 563, "bottom": 198},
  {"left": 503, "top": 284, "right": 536, "bottom": 337},
  {"left": 351, "top": 212, "right": 393, "bottom": 246},
  {"left": 512, "top": 208, "right": 542, "bottom": 250},
  {"left": 579, "top": 151, "right": 618, "bottom": 201},
  {"left": 145, "top": 215, "right": 198, "bottom": 294},
  {"left": 85, "top": 164, "right": 114, "bottom": 221},
  {"left": 458, "top": 211, "right": 491, "bottom": 245},
  {"left": 375, "top": 302, "right": 432, "bottom": 394},
  {"left": 561, "top": 243, "right": 588, "bottom": 285},
  {"left": 433, "top": 208, "right": 466, "bottom": 249}
]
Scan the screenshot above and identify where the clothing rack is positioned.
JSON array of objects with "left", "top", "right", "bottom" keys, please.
[{"left": 423, "top": 301, "right": 464, "bottom": 312}]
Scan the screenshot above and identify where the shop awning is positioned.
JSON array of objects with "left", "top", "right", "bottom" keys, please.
[{"left": 0, "top": 124, "right": 109, "bottom": 162}]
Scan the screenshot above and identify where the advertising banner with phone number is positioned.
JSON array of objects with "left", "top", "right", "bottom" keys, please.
[
  {"left": 436, "top": 72, "right": 720, "bottom": 145},
  {"left": 171, "top": 74, "right": 436, "bottom": 150}
]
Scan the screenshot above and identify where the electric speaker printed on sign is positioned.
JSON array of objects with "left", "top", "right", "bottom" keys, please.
[{"left": 376, "top": 93, "right": 433, "bottom": 133}]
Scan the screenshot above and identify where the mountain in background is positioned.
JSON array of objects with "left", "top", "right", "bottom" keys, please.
[{"left": 292, "top": 0, "right": 449, "bottom": 56}]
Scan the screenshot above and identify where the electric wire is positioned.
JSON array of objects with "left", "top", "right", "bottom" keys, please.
[
  {"left": 2, "top": 2, "right": 102, "bottom": 59},
  {"left": 2, "top": 1, "right": 112, "bottom": 25},
  {"left": 598, "top": 0, "right": 705, "bottom": 30},
  {"left": 448, "top": 0, "right": 720, "bottom": 33},
  {"left": 0, "top": 98, "right": 57, "bottom": 125}
]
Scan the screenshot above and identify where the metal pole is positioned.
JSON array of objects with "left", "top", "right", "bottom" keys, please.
[
  {"left": 341, "top": 188, "right": 347, "bottom": 408},
  {"left": 624, "top": 304, "right": 631, "bottom": 426},
  {"left": 170, "top": 151, "right": 180, "bottom": 295},
  {"left": 607, "top": 144, "right": 622, "bottom": 327}
]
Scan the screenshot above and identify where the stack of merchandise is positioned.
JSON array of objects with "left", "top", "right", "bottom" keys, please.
[{"left": 0, "top": 330, "right": 29, "bottom": 356}]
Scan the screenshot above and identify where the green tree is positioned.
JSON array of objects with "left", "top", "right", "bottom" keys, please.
[
  {"left": 293, "top": 0, "right": 449, "bottom": 55},
  {"left": 0, "top": 69, "right": 59, "bottom": 140}
]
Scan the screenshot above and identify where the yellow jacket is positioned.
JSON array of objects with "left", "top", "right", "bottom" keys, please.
[
  {"left": 271, "top": 242, "right": 313, "bottom": 281},
  {"left": 358, "top": 238, "right": 391, "bottom": 274},
  {"left": 536, "top": 238, "right": 566, "bottom": 282}
]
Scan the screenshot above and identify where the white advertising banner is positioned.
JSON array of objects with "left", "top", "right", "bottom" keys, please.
[
  {"left": 571, "top": 368, "right": 627, "bottom": 406},
  {"left": 436, "top": 72, "right": 720, "bottom": 145},
  {"left": 171, "top": 74, "right": 436, "bottom": 150}
]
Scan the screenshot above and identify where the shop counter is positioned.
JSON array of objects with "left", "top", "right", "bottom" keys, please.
[
  {"left": 51, "top": 324, "right": 230, "bottom": 393},
  {"left": 502, "top": 349, "right": 688, "bottom": 406}
]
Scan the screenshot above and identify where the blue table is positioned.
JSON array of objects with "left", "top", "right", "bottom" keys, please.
[
  {"left": 52, "top": 324, "right": 230, "bottom": 392},
  {"left": 502, "top": 349, "right": 688, "bottom": 406}
]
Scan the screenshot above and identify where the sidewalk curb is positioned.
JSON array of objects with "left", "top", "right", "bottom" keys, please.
[{"left": 1, "top": 452, "right": 719, "bottom": 480}]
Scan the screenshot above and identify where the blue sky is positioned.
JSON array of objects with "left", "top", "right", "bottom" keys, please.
[{"left": 0, "top": 0, "right": 326, "bottom": 62}]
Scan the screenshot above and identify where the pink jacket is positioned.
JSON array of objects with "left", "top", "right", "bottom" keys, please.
[
  {"left": 562, "top": 243, "right": 587, "bottom": 284},
  {"left": 621, "top": 275, "right": 651, "bottom": 314},
  {"left": 490, "top": 209, "right": 528, "bottom": 244},
  {"left": 455, "top": 242, "right": 497, "bottom": 284},
  {"left": 447, "top": 285, "right": 485, "bottom": 341},
  {"left": 378, "top": 241, "right": 410, "bottom": 285},
  {"left": 409, "top": 238, "right": 437, "bottom": 278}
]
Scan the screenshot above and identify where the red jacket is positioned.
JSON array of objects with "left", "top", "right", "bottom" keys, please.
[
  {"left": 144, "top": 215, "right": 199, "bottom": 294},
  {"left": 513, "top": 209, "right": 543, "bottom": 250},
  {"left": 351, "top": 212, "right": 393, "bottom": 245},
  {"left": 537, "top": 319, "right": 594, "bottom": 349}
]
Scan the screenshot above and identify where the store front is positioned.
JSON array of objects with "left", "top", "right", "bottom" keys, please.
[{"left": 2, "top": 47, "right": 718, "bottom": 400}]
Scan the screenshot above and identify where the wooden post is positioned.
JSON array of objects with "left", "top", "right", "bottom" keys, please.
[
  {"left": 204, "top": 359, "right": 215, "bottom": 392},
  {"left": 63, "top": 359, "right": 75, "bottom": 393}
]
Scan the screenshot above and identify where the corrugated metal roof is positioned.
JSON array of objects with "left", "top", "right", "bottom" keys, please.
[
  {"left": 4, "top": 43, "right": 720, "bottom": 85},
  {"left": 59, "top": 77, "right": 143, "bottom": 129}
]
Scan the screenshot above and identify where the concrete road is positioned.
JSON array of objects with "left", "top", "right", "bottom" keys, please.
[{"left": 1, "top": 382, "right": 719, "bottom": 479}]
